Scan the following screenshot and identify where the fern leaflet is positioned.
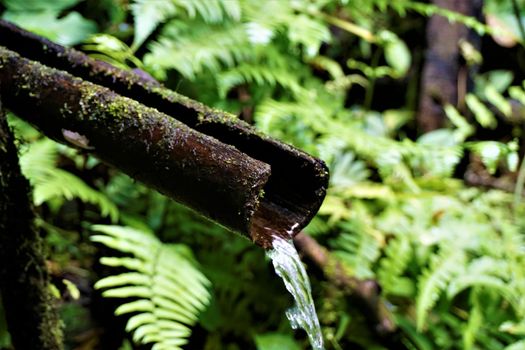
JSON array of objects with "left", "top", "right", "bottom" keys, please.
[
  {"left": 378, "top": 234, "right": 414, "bottom": 297},
  {"left": 217, "top": 63, "right": 303, "bottom": 98},
  {"left": 19, "top": 139, "right": 118, "bottom": 221},
  {"left": 92, "top": 225, "right": 211, "bottom": 350},
  {"left": 416, "top": 249, "right": 466, "bottom": 330},
  {"left": 145, "top": 20, "right": 252, "bottom": 80},
  {"left": 332, "top": 218, "right": 382, "bottom": 279},
  {"left": 131, "top": 0, "right": 241, "bottom": 49}
]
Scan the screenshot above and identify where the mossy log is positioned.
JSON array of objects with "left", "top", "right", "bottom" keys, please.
[
  {"left": 0, "top": 98, "right": 63, "bottom": 349},
  {"left": 0, "top": 20, "right": 329, "bottom": 248}
]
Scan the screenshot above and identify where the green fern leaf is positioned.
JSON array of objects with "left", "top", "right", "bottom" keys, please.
[
  {"left": 131, "top": 0, "right": 241, "bottom": 50},
  {"left": 463, "top": 290, "right": 483, "bottom": 350},
  {"left": 19, "top": 139, "right": 118, "bottom": 221},
  {"left": 255, "top": 95, "right": 462, "bottom": 186},
  {"left": 287, "top": 14, "right": 330, "bottom": 57},
  {"left": 332, "top": 218, "right": 382, "bottom": 279},
  {"left": 145, "top": 20, "right": 252, "bottom": 80},
  {"left": 504, "top": 340, "right": 525, "bottom": 350},
  {"left": 378, "top": 234, "right": 414, "bottom": 297},
  {"left": 100, "top": 257, "right": 147, "bottom": 272},
  {"left": 132, "top": 0, "right": 175, "bottom": 50},
  {"left": 178, "top": 0, "right": 240, "bottom": 22},
  {"left": 83, "top": 34, "right": 143, "bottom": 69},
  {"left": 241, "top": 0, "right": 294, "bottom": 44},
  {"left": 329, "top": 152, "right": 370, "bottom": 189},
  {"left": 416, "top": 250, "right": 466, "bottom": 330},
  {"left": 217, "top": 63, "right": 303, "bottom": 98},
  {"left": 447, "top": 257, "right": 519, "bottom": 310},
  {"left": 92, "top": 225, "right": 211, "bottom": 350}
]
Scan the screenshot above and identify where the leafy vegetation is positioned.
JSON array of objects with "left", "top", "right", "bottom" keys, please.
[
  {"left": 92, "top": 225, "right": 211, "bottom": 350},
  {"left": 1, "top": 0, "right": 525, "bottom": 349}
]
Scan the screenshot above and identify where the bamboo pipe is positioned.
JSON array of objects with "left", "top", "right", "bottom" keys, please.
[{"left": 0, "top": 21, "right": 328, "bottom": 248}]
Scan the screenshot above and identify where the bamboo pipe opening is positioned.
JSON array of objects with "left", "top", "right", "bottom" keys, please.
[{"left": 0, "top": 20, "right": 329, "bottom": 248}]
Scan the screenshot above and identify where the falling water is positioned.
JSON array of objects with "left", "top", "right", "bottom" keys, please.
[{"left": 267, "top": 235, "right": 324, "bottom": 350}]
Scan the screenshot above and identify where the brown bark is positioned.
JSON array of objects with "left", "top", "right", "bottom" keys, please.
[
  {"left": 0, "top": 98, "right": 63, "bottom": 349},
  {"left": 464, "top": 154, "right": 518, "bottom": 193},
  {"left": 0, "top": 20, "right": 329, "bottom": 248},
  {"left": 417, "top": 0, "right": 483, "bottom": 132},
  {"left": 293, "top": 233, "right": 396, "bottom": 337}
]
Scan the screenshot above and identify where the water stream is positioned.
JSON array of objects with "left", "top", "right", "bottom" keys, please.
[{"left": 267, "top": 235, "right": 324, "bottom": 350}]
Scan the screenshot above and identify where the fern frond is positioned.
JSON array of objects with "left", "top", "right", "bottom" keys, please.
[
  {"left": 505, "top": 340, "right": 525, "bottom": 350},
  {"left": 401, "top": 2, "right": 491, "bottom": 35},
  {"left": 463, "top": 290, "right": 483, "bottom": 350},
  {"left": 131, "top": 0, "right": 241, "bottom": 49},
  {"left": 241, "top": 0, "right": 295, "bottom": 43},
  {"left": 286, "top": 14, "right": 331, "bottom": 57},
  {"left": 174, "top": 0, "right": 241, "bottom": 22},
  {"left": 255, "top": 97, "right": 463, "bottom": 184},
  {"left": 144, "top": 20, "right": 252, "bottom": 79},
  {"left": 378, "top": 234, "right": 414, "bottom": 297},
  {"left": 82, "top": 34, "right": 142, "bottom": 69},
  {"left": 447, "top": 257, "right": 517, "bottom": 308},
  {"left": 255, "top": 98, "right": 335, "bottom": 137},
  {"left": 329, "top": 152, "right": 370, "bottom": 189},
  {"left": 217, "top": 63, "right": 303, "bottom": 98},
  {"left": 131, "top": 0, "right": 175, "bottom": 50},
  {"left": 332, "top": 218, "right": 382, "bottom": 279},
  {"left": 416, "top": 249, "right": 466, "bottom": 330},
  {"left": 142, "top": 0, "right": 331, "bottom": 81},
  {"left": 91, "top": 225, "right": 211, "bottom": 350},
  {"left": 19, "top": 139, "right": 118, "bottom": 221}
]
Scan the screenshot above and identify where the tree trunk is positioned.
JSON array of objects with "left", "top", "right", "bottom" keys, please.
[
  {"left": 0, "top": 98, "right": 63, "bottom": 349},
  {"left": 417, "top": 0, "right": 483, "bottom": 132}
]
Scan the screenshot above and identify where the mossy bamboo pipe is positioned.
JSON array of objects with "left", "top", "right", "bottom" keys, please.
[
  {"left": 0, "top": 47, "right": 274, "bottom": 243},
  {"left": 0, "top": 20, "right": 329, "bottom": 248}
]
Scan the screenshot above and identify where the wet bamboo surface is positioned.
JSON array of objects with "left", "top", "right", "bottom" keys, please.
[{"left": 0, "top": 20, "right": 328, "bottom": 247}]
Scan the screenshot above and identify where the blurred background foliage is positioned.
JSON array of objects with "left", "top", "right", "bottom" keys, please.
[{"left": 1, "top": 0, "right": 525, "bottom": 349}]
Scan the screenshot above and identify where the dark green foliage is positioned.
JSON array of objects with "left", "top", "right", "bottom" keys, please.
[
  {"left": 1, "top": 0, "right": 96, "bottom": 45},
  {"left": 92, "top": 225, "right": 211, "bottom": 350},
  {"left": 1, "top": 0, "right": 525, "bottom": 349}
]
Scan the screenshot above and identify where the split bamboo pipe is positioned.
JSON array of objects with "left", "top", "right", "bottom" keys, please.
[{"left": 0, "top": 20, "right": 328, "bottom": 248}]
